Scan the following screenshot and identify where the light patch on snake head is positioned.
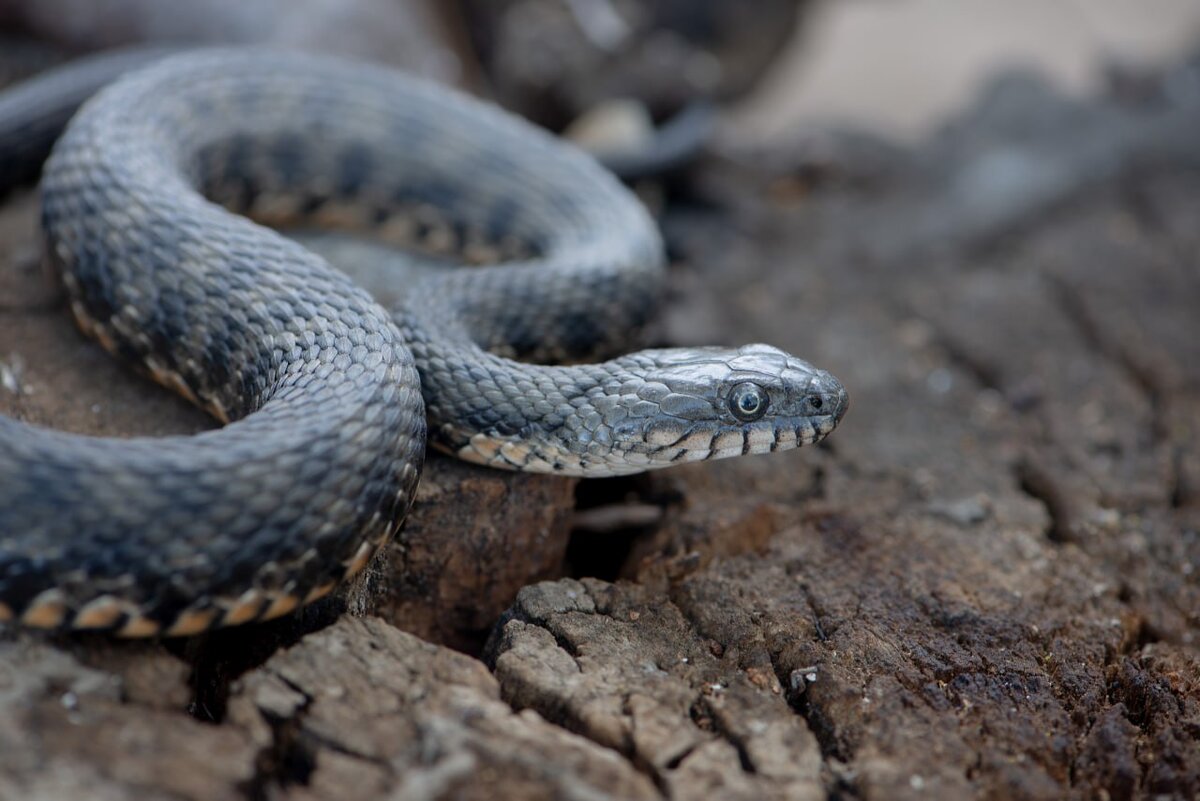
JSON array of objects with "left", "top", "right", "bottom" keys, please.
[{"left": 607, "top": 343, "right": 848, "bottom": 466}]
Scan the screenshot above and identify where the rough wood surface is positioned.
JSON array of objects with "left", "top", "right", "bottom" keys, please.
[{"left": 1, "top": 50, "right": 1198, "bottom": 801}]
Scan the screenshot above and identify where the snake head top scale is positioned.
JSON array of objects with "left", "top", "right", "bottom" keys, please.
[{"left": 447, "top": 343, "right": 848, "bottom": 476}]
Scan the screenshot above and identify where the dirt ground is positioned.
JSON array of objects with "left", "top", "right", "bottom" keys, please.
[{"left": 1, "top": 7, "right": 1199, "bottom": 801}]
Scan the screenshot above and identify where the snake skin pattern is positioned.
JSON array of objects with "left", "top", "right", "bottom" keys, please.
[{"left": 0, "top": 50, "right": 848, "bottom": 636}]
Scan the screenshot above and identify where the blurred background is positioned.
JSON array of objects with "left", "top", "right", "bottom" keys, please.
[{"left": 3, "top": 0, "right": 1200, "bottom": 164}]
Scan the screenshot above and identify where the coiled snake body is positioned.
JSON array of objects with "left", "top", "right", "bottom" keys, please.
[{"left": 0, "top": 50, "right": 847, "bottom": 636}]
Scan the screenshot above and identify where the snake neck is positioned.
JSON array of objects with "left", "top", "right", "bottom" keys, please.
[{"left": 395, "top": 276, "right": 651, "bottom": 476}]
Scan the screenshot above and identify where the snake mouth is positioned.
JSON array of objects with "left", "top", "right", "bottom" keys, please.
[{"left": 645, "top": 411, "right": 841, "bottom": 466}]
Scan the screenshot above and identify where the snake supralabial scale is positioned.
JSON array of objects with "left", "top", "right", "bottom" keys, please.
[{"left": 0, "top": 50, "right": 848, "bottom": 637}]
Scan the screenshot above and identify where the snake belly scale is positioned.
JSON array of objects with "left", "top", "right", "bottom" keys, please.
[{"left": 0, "top": 50, "right": 848, "bottom": 636}]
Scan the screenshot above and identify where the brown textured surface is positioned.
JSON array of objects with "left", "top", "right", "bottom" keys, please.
[
  {"left": 2, "top": 50, "right": 1199, "bottom": 801},
  {"left": 0, "top": 617, "right": 659, "bottom": 801},
  {"left": 355, "top": 454, "right": 577, "bottom": 653}
]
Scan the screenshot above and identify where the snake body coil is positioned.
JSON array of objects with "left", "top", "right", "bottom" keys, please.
[{"left": 0, "top": 50, "right": 847, "bottom": 636}]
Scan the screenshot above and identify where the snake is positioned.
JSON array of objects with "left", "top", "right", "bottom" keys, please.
[{"left": 0, "top": 49, "right": 848, "bottom": 637}]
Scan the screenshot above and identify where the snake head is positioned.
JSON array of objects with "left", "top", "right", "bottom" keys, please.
[
  {"left": 447, "top": 343, "right": 847, "bottom": 477},
  {"left": 597, "top": 343, "right": 848, "bottom": 470}
]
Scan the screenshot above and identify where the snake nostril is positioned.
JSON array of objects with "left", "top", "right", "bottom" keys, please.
[{"left": 810, "top": 396, "right": 823, "bottom": 411}]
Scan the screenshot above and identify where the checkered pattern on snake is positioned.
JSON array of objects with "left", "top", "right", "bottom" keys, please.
[{"left": 0, "top": 50, "right": 847, "bottom": 636}]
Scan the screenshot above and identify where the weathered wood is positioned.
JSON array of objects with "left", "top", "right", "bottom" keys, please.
[
  {"left": 355, "top": 454, "right": 577, "bottom": 653},
  {"left": 0, "top": 618, "right": 658, "bottom": 800}
]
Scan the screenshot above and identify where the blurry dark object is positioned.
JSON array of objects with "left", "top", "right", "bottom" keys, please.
[
  {"left": 0, "top": 0, "right": 464, "bottom": 83},
  {"left": 0, "top": 45, "right": 178, "bottom": 193},
  {"left": 459, "top": 0, "right": 808, "bottom": 130},
  {"left": 0, "top": 0, "right": 807, "bottom": 180},
  {"left": 563, "top": 97, "right": 717, "bottom": 180},
  {"left": 0, "top": 37, "right": 61, "bottom": 85},
  {"left": 0, "top": 0, "right": 809, "bottom": 120}
]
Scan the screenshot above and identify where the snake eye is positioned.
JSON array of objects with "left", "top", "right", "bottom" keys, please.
[{"left": 728, "top": 382, "right": 769, "bottom": 422}]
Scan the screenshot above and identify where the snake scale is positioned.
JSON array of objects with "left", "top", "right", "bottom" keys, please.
[{"left": 0, "top": 49, "right": 847, "bottom": 637}]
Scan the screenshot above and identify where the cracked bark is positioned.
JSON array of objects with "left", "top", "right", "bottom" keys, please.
[{"left": 2, "top": 44, "right": 1200, "bottom": 801}]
